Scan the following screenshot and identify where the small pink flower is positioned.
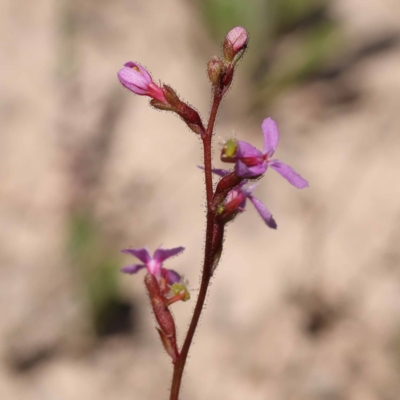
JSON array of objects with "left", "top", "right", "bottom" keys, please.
[
  {"left": 121, "top": 246, "right": 184, "bottom": 285},
  {"left": 222, "top": 118, "right": 309, "bottom": 188},
  {"left": 118, "top": 61, "right": 167, "bottom": 103}
]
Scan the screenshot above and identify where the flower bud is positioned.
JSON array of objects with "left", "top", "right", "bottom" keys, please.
[
  {"left": 223, "top": 26, "right": 249, "bottom": 62},
  {"left": 118, "top": 62, "right": 167, "bottom": 103},
  {"left": 207, "top": 56, "right": 225, "bottom": 86},
  {"left": 212, "top": 171, "right": 243, "bottom": 212},
  {"left": 216, "top": 187, "right": 246, "bottom": 224}
]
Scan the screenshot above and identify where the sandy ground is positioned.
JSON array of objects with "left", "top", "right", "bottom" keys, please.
[{"left": 1, "top": 0, "right": 400, "bottom": 399}]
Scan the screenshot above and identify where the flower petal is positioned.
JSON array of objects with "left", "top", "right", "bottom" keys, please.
[
  {"left": 198, "top": 166, "right": 231, "bottom": 177},
  {"left": 118, "top": 65, "right": 149, "bottom": 94},
  {"left": 269, "top": 160, "right": 309, "bottom": 188},
  {"left": 235, "top": 160, "right": 267, "bottom": 178},
  {"left": 236, "top": 140, "right": 263, "bottom": 159},
  {"left": 226, "top": 26, "right": 249, "bottom": 52},
  {"left": 121, "top": 247, "right": 151, "bottom": 263},
  {"left": 261, "top": 118, "right": 280, "bottom": 157},
  {"left": 121, "top": 264, "right": 146, "bottom": 274},
  {"left": 248, "top": 195, "right": 277, "bottom": 229},
  {"left": 163, "top": 268, "right": 181, "bottom": 285},
  {"left": 242, "top": 183, "right": 258, "bottom": 196},
  {"left": 154, "top": 246, "right": 185, "bottom": 263},
  {"left": 124, "top": 61, "right": 152, "bottom": 83},
  {"left": 211, "top": 168, "right": 231, "bottom": 177}
]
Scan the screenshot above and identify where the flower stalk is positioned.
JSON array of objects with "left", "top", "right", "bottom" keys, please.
[{"left": 116, "top": 25, "right": 308, "bottom": 400}]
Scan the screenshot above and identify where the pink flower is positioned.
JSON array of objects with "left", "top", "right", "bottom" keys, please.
[
  {"left": 121, "top": 246, "right": 184, "bottom": 285},
  {"left": 118, "top": 61, "right": 167, "bottom": 103},
  {"left": 222, "top": 118, "right": 309, "bottom": 188}
]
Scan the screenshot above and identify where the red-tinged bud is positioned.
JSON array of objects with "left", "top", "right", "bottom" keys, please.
[
  {"left": 216, "top": 187, "right": 246, "bottom": 224},
  {"left": 207, "top": 56, "right": 225, "bottom": 86},
  {"left": 156, "top": 328, "right": 179, "bottom": 363},
  {"left": 118, "top": 62, "right": 167, "bottom": 103},
  {"left": 212, "top": 171, "right": 244, "bottom": 211},
  {"left": 144, "top": 274, "right": 179, "bottom": 361},
  {"left": 223, "top": 26, "right": 249, "bottom": 63}
]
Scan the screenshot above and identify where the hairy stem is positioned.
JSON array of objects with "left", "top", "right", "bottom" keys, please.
[{"left": 169, "top": 91, "right": 222, "bottom": 400}]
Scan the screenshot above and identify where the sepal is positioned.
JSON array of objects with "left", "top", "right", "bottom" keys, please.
[
  {"left": 210, "top": 223, "right": 224, "bottom": 275},
  {"left": 158, "top": 85, "right": 205, "bottom": 135},
  {"left": 207, "top": 56, "right": 225, "bottom": 86},
  {"left": 156, "top": 328, "right": 179, "bottom": 364},
  {"left": 144, "top": 274, "right": 179, "bottom": 362}
]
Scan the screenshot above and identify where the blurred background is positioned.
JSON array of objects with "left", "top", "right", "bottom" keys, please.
[{"left": 1, "top": 0, "right": 400, "bottom": 399}]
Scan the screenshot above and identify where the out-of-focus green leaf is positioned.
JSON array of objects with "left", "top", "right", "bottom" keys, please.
[
  {"left": 198, "top": 0, "right": 342, "bottom": 108},
  {"left": 68, "top": 212, "right": 123, "bottom": 336}
]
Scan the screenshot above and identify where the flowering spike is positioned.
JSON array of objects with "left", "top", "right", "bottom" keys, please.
[{"left": 117, "top": 26, "right": 309, "bottom": 396}]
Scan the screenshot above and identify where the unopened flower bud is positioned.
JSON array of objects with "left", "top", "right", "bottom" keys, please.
[
  {"left": 207, "top": 57, "right": 225, "bottom": 86},
  {"left": 118, "top": 62, "right": 167, "bottom": 103},
  {"left": 212, "top": 170, "right": 243, "bottom": 212},
  {"left": 216, "top": 187, "right": 246, "bottom": 224},
  {"left": 223, "top": 26, "right": 249, "bottom": 62},
  {"left": 209, "top": 168, "right": 278, "bottom": 229}
]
